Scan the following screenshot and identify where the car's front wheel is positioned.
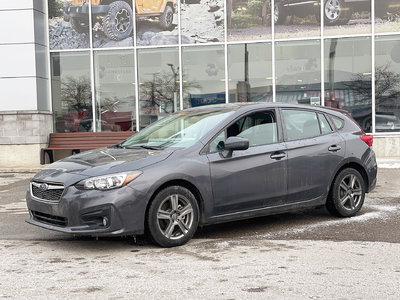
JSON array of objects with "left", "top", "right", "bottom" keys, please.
[
  {"left": 324, "top": 0, "right": 352, "bottom": 26},
  {"left": 103, "top": 1, "right": 133, "bottom": 40},
  {"left": 147, "top": 186, "right": 199, "bottom": 247},
  {"left": 326, "top": 168, "right": 366, "bottom": 217},
  {"left": 274, "top": 2, "right": 287, "bottom": 25},
  {"left": 160, "top": 5, "right": 174, "bottom": 30}
]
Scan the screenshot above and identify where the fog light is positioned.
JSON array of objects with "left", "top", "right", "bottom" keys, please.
[{"left": 102, "top": 217, "right": 109, "bottom": 227}]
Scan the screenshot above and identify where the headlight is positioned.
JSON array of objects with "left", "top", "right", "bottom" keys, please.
[{"left": 75, "top": 172, "right": 142, "bottom": 190}]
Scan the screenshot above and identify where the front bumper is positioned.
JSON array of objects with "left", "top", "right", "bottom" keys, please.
[
  {"left": 64, "top": 4, "right": 109, "bottom": 18},
  {"left": 26, "top": 183, "right": 147, "bottom": 236}
]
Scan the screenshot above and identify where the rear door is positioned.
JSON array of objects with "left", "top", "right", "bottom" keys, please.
[
  {"left": 281, "top": 108, "right": 345, "bottom": 203},
  {"left": 206, "top": 109, "right": 287, "bottom": 215}
]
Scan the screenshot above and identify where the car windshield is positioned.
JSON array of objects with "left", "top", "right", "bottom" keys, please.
[{"left": 121, "top": 109, "right": 234, "bottom": 149}]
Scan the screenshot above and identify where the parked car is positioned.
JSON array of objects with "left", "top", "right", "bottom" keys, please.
[
  {"left": 26, "top": 103, "right": 377, "bottom": 247},
  {"left": 63, "top": 0, "right": 175, "bottom": 40},
  {"left": 274, "top": 0, "right": 396, "bottom": 26}
]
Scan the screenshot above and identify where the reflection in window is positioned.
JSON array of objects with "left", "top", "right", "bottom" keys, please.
[
  {"left": 51, "top": 52, "right": 92, "bottom": 132},
  {"left": 275, "top": 40, "right": 321, "bottom": 105},
  {"left": 228, "top": 43, "right": 273, "bottom": 102},
  {"left": 48, "top": 0, "right": 90, "bottom": 50},
  {"left": 182, "top": 45, "right": 226, "bottom": 108},
  {"left": 375, "top": 0, "right": 400, "bottom": 33},
  {"left": 94, "top": 50, "right": 135, "bottom": 132},
  {"left": 282, "top": 109, "right": 320, "bottom": 141},
  {"left": 138, "top": 48, "right": 180, "bottom": 129},
  {"left": 375, "top": 36, "right": 400, "bottom": 132},
  {"left": 324, "top": 0, "right": 371, "bottom": 36},
  {"left": 227, "top": 0, "right": 271, "bottom": 41},
  {"left": 324, "top": 37, "right": 372, "bottom": 132}
]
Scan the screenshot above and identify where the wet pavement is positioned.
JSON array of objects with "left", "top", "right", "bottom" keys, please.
[{"left": 0, "top": 168, "right": 399, "bottom": 298}]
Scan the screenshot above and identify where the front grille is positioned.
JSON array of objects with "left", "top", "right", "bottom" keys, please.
[
  {"left": 31, "top": 182, "right": 64, "bottom": 202},
  {"left": 31, "top": 211, "right": 67, "bottom": 227}
]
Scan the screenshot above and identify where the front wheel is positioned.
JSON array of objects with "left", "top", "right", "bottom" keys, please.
[
  {"left": 103, "top": 1, "right": 133, "bottom": 41},
  {"left": 324, "top": 0, "right": 352, "bottom": 26},
  {"left": 70, "top": 17, "right": 89, "bottom": 33},
  {"left": 147, "top": 186, "right": 199, "bottom": 247},
  {"left": 274, "top": 2, "right": 287, "bottom": 25},
  {"left": 326, "top": 168, "right": 366, "bottom": 217}
]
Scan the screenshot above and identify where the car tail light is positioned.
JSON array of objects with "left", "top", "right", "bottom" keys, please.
[{"left": 360, "top": 134, "right": 373, "bottom": 147}]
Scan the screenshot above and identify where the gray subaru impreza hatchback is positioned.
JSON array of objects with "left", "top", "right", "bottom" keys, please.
[{"left": 26, "top": 103, "right": 377, "bottom": 247}]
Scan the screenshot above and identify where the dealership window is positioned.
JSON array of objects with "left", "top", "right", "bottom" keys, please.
[
  {"left": 181, "top": 0, "right": 225, "bottom": 44},
  {"left": 94, "top": 50, "right": 136, "bottom": 132},
  {"left": 324, "top": 0, "right": 371, "bottom": 36},
  {"left": 138, "top": 47, "right": 180, "bottom": 129},
  {"left": 275, "top": 40, "right": 321, "bottom": 105},
  {"left": 228, "top": 43, "right": 273, "bottom": 103},
  {"left": 51, "top": 51, "right": 92, "bottom": 133},
  {"left": 274, "top": 0, "right": 320, "bottom": 39},
  {"left": 227, "top": 0, "right": 271, "bottom": 41},
  {"left": 182, "top": 45, "right": 226, "bottom": 108},
  {"left": 375, "top": 35, "right": 400, "bottom": 132},
  {"left": 324, "top": 37, "right": 372, "bottom": 132}
]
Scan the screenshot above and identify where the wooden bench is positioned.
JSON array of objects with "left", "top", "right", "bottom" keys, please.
[{"left": 41, "top": 131, "right": 135, "bottom": 165}]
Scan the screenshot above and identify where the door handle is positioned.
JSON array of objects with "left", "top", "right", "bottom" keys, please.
[
  {"left": 328, "top": 145, "right": 341, "bottom": 152},
  {"left": 270, "top": 152, "right": 286, "bottom": 160}
]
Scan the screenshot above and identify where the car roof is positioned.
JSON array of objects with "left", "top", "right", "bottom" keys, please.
[{"left": 183, "top": 102, "right": 346, "bottom": 117}]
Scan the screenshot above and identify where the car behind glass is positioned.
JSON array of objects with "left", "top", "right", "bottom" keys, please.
[{"left": 26, "top": 103, "right": 377, "bottom": 247}]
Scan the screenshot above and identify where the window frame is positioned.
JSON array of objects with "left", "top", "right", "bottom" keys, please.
[{"left": 205, "top": 108, "right": 282, "bottom": 154}]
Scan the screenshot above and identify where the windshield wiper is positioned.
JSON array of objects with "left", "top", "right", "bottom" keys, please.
[{"left": 124, "top": 145, "right": 163, "bottom": 150}]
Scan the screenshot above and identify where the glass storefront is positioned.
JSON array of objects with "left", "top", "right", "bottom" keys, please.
[{"left": 48, "top": 0, "right": 400, "bottom": 135}]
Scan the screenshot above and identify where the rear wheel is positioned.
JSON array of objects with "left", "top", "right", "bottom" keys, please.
[
  {"left": 103, "top": 1, "right": 133, "bottom": 41},
  {"left": 70, "top": 17, "right": 89, "bottom": 33},
  {"left": 147, "top": 186, "right": 199, "bottom": 247},
  {"left": 324, "top": 0, "right": 352, "bottom": 26},
  {"left": 326, "top": 168, "right": 365, "bottom": 217},
  {"left": 160, "top": 5, "right": 174, "bottom": 30}
]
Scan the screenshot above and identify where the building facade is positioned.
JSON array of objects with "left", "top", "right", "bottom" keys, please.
[{"left": 1, "top": 0, "right": 400, "bottom": 167}]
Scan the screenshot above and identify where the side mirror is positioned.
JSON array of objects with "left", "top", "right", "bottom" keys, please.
[{"left": 221, "top": 136, "right": 249, "bottom": 158}]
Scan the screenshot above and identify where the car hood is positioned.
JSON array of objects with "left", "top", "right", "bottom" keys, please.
[{"left": 33, "top": 147, "right": 175, "bottom": 185}]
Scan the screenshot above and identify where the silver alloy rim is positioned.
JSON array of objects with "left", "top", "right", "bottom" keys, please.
[
  {"left": 157, "top": 194, "right": 194, "bottom": 240},
  {"left": 115, "top": 9, "right": 131, "bottom": 33},
  {"left": 339, "top": 174, "right": 362, "bottom": 210},
  {"left": 325, "top": 0, "right": 341, "bottom": 21}
]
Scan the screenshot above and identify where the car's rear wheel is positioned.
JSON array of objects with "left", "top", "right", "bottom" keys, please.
[
  {"left": 147, "top": 186, "right": 199, "bottom": 247},
  {"left": 324, "top": 0, "right": 352, "bottom": 26},
  {"left": 103, "top": 1, "right": 133, "bottom": 41},
  {"left": 326, "top": 168, "right": 365, "bottom": 217},
  {"left": 160, "top": 5, "right": 174, "bottom": 30}
]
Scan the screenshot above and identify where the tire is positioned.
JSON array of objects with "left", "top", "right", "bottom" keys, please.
[
  {"left": 160, "top": 5, "right": 174, "bottom": 30},
  {"left": 70, "top": 17, "right": 89, "bottom": 34},
  {"left": 147, "top": 186, "right": 199, "bottom": 247},
  {"left": 274, "top": 2, "right": 287, "bottom": 25},
  {"left": 324, "top": 0, "right": 352, "bottom": 26},
  {"left": 326, "top": 168, "right": 366, "bottom": 217},
  {"left": 102, "top": 1, "right": 133, "bottom": 41}
]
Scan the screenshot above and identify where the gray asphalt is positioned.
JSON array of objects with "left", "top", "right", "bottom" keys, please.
[{"left": 0, "top": 168, "right": 399, "bottom": 299}]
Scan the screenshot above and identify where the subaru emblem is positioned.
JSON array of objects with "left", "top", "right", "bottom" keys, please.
[{"left": 39, "top": 183, "right": 49, "bottom": 191}]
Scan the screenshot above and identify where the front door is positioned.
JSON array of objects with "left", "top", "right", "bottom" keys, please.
[{"left": 206, "top": 110, "right": 287, "bottom": 215}]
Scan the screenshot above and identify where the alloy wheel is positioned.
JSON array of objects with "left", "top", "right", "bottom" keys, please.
[
  {"left": 156, "top": 194, "right": 194, "bottom": 240},
  {"left": 115, "top": 9, "right": 131, "bottom": 33},
  {"left": 338, "top": 174, "right": 362, "bottom": 210},
  {"left": 325, "top": 0, "right": 341, "bottom": 21}
]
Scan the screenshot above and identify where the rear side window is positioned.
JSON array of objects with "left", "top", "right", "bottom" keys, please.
[
  {"left": 282, "top": 110, "right": 320, "bottom": 141},
  {"left": 318, "top": 113, "right": 332, "bottom": 134},
  {"left": 331, "top": 116, "right": 344, "bottom": 130}
]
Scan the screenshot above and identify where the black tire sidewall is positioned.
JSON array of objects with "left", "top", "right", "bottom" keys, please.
[
  {"left": 329, "top": 168, "right": 365, "bottom": 217},
  {"left": 103, "top": 1, "right": 133, "bottom": 41},
  {"left": 160, "top": 5, "right": 173, "bottom": 29},
  {"left": 147, "top": 186, "right": 199, "bottom": 247},
  {"left": 70, "top": 17, "right": 89, "bottom": 33},
  {"left": 274, "top": 2, "right": 286, "bottom": 25}
]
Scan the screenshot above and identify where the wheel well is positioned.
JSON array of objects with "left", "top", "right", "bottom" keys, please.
[
  {"left": 101, "top": 0, "right": 132, "bottom": 7},
  {"left": 166, "top": 2, "right": 174, "bottom": 13},
  {"left": 330, "top": 162, "right": 369, "bottom": 194},
  {"left": 145, "top": 180, "right": 204, "bottom": 225}
]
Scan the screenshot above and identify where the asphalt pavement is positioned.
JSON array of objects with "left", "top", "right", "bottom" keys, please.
[{"left": 0, "top": 167, "right": 399, "bottom": 299}]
